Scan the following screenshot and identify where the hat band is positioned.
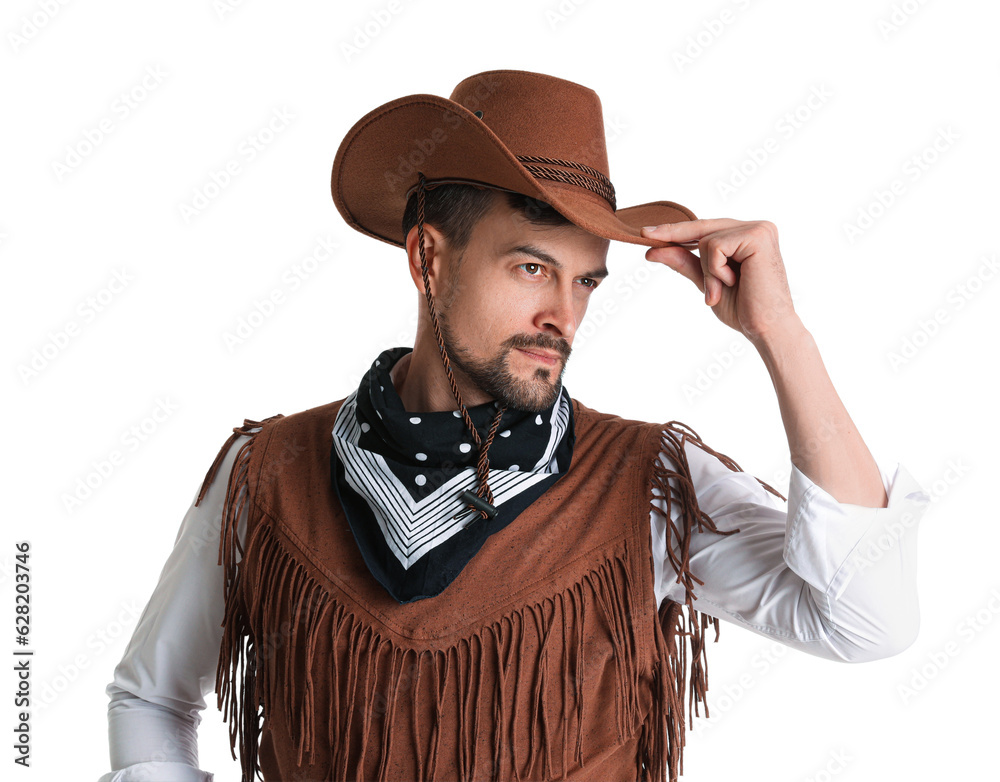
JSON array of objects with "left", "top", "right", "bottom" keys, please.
[
  {"left": 402, "top": 158, "right": 618, "bottom": 212},
  {"left": 515, "top": 154, "right": 617, "bottom": 210}
]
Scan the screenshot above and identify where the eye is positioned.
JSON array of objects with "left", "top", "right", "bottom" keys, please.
[{"left": 516, "top": 262, "right": 599, "bottom": 289}]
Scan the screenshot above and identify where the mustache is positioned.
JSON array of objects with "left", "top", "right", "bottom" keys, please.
[{"left": 507, "top": 335, "right": 571, "bottom": 359}]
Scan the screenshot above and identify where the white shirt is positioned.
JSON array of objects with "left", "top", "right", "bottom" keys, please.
[{"left": 98, "top": 427, "right": 931, "bottom": 782}]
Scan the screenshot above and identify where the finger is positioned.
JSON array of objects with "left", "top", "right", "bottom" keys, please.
[
  {"left": 645, "top": 246, "right": 705, "bottom": 292},
  {"left": 703, "top": 242, "right": 739, "bottom": 287},
  {"left": 641, "top": 218, "right": 740, "bottom": 245},
  {"left": 704, "top": 273, "right": 722, "bottom": 306}
]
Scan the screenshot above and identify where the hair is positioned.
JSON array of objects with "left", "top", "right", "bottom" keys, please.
[{"left": 400, "top": 183, "right": 573, "bottom": 267}]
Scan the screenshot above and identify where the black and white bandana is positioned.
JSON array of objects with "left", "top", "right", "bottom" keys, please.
[{"left": 330, "top": 346, "right": 575, "bottom": 604}]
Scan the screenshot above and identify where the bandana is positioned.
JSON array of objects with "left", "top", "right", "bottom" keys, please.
[{"left": 330, "top": 346, "right": 575, "bottom": 604}]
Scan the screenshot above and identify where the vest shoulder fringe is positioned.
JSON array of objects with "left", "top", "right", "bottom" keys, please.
[
  {"left": 195, "top": 416, "right": 286, "bottom": 508},
  {"left": 196, "top": 415, "right": 284, "bottom": 781},
  {"left": 662, "top": 420, "right": 786, "bottom": 504},
  {"left": 643, "top": 421, "right": 786, "bottom": 782}
]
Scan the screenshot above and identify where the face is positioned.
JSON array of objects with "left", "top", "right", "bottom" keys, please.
[{"left": 433, "top": 197, "right": 610, "bottom": 412}]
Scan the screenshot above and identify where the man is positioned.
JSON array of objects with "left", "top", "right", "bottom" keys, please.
[{"left": 100, "top": 70, "right": 929, "bottom": 782}]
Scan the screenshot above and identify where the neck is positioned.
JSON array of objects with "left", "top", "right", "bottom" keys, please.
[{"left": 392, "top": 342, "right": 494, "bottom": 413}]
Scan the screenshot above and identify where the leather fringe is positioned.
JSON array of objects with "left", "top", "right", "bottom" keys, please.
[
  {"left": 195, "top": 417, "right": 283, "bottom": 509},
  {"left": 228, "top": 520, "right": 645, "bottom": 781},
  {"left": 640, "top": 422, "right": 787, "bottom": 782},
  {"left": 208, "top": 415, "right": 648, "bottom": 782},
  {"left": 200, "top": 417, "right": 283, "bottom": 782}
]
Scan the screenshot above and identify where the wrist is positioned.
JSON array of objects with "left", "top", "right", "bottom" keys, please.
[{"left": 751, "top": 315, "right": 812, "bottom": 370}]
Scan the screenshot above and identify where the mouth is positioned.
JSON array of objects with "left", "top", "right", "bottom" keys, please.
[{"left": 516, "top": 348, "right": 560, "bottom": 366}]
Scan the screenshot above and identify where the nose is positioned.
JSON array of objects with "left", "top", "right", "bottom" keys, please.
[{"left": 533, "top": 280, "right": 578, "bottom": 343}]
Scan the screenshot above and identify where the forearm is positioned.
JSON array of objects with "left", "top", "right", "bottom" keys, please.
[{"left": 753, "top": 317, "right": 887, "bottom": 508}]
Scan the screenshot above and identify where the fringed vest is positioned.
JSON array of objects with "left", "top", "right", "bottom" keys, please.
[{"left": 197, "top": 396, "right": 767, "bottom": 782}]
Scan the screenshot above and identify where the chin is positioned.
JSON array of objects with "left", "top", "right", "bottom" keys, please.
[{"left": 504, "top": 382, "right": 561, "bottom": 413}]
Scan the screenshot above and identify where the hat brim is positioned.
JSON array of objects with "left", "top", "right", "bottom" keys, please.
[{"left": 332, "top": 94, "right": 696, "bottom": 250}]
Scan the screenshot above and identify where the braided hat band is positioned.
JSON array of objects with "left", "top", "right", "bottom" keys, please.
[
  {"left": 400, "top": 152, "right": 616, "bottom": 214},
  {"left": 515, "top": 154, "right": 616, "bottom": 210}
]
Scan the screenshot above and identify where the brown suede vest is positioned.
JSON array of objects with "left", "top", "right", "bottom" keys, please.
[{"left": 197, "top": 396, "right": 778, "bottom": 782}]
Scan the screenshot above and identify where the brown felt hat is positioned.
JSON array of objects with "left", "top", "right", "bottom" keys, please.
[{"left": 331, "top": 69, "right": 697, "bottom": 250}]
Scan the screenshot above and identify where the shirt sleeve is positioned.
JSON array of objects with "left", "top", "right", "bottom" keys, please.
[
  {"left": 649, "top": 431, "right": 932, "bottom": 663},
  {"left": 99, "top": 432, "right": 253, "bottom": 782}
]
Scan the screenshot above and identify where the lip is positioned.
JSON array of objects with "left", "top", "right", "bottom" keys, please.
[{"left": 516, "top": 348, "right": 560, "bottom": 365}]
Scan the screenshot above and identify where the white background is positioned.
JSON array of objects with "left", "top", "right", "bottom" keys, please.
[{"left": 3, "top": 0, "right": 998, "bottom": 779}]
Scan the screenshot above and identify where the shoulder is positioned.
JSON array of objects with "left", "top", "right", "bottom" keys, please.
[
  {"left": 568, "top": 397, "right": 671, "bottom": 480},
  {"left": 570, "top": 397, "right": 711, "bottom": 455},
  {"left": 569, "top": 397, "right": 766, "bottom": 489},
  {"left": 194, "top": 396, "right": 349, "bottom": 507},
  {"left": 570, "top": 396, "right": 662, "bottom": 436}
]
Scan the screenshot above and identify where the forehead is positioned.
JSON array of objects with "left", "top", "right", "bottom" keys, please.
[{"left": 472, "top": 195, "right": 610, "bottom": 263}]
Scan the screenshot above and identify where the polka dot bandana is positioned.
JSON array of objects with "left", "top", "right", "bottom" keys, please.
[{"left": 330, "top": 346, "right": 575, "bottom": 603}]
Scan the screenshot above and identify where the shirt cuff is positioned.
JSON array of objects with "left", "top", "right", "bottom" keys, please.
[
  {"left": 783, "top": 460, "right": 931, "bottom": 600},
  {"left": 97, "top": 762, "right": 214, "bottom": 782}
]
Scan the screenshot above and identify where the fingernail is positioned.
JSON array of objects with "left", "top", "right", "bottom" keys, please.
[{"left": 642, "top": 225, "right": 658, "bottom": 234}]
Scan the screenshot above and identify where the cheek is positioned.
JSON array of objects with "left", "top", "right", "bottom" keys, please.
[
  {"left": 469, "top": 297, "right": 522, "bottom": 346},
  {"left": 449, "top": 271, "right": 530, "bottom": 339}
]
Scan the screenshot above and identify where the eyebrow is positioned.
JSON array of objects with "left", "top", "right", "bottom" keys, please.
[{"left": 503, "top": 244, "right": 609, "bottom": 281}]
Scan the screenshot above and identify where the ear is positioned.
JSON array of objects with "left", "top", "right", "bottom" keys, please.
[{"left": 404, "top": 222, "right": 451, "bottom": 298}]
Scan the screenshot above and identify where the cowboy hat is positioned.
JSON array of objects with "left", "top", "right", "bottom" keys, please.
[{"left": 331, "top": 69, "right": 696, "bottom": 249}]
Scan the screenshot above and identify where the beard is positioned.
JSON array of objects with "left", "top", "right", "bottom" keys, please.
[{"left": 436, "top": 308, "right": 570, "bottom": 413}]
